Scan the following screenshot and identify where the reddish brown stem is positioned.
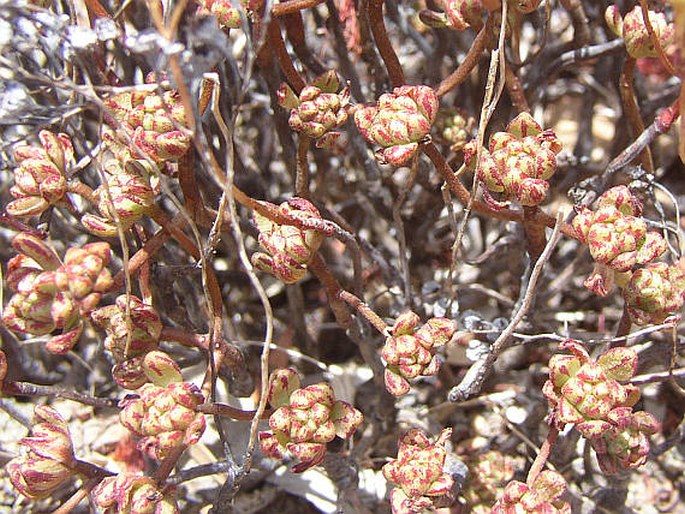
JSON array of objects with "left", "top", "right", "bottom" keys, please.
[
  {"left": 196, "top": 402, "right": 273, "bottom": 420},
  {"left": 268, "top": 20, "right": 306, "bottom": 94},
  {"left": 161, "top": 326, "right": 209, "bottom": 349},
  {"left": 111, "top": 219, "right": 175, "bottom": 291},
  {"left": 67, "top": 181, "right": 97, "bottom": 205},
  {"left": 526, "top": 423, "right": 559, "bottom": 486},
  {"left": 367, "top": 0, "right": 405, "bottom": 87},
  {"left": 619, "top": 57, "right": 654, "bottom": 173},
  {"left": 152, "top": 442, "right": 187, "bottom": 483},
  {"left": 505, "top": 60, "right": 530, "bottom": 113},
  {"left": 296, "top": 136, "right": 311, "bottom": 198},
  {"left": 271, "top": 0, "right": 325, "bottom": 16},
  {"left": 0, "top": 213, "right": 46, "bottom": 238},
  {"left": 52, "top": 477, "right": 103, "bottom": 514},
  {"left": 436, "top": 23, "right": 489, "bottom": 97},
  {"left": 523, "top": 205, "right": 547, "bottom": 261},
  {"left": 2, "top": 381, "right": 118, "bottom": 409},
  {"left": 339, "top": 290, "right": 388, "bottom": 334},
  {"left": 177, "top": 152, "right": 214, "bottom": 227},
  {"left": 71, "top": 459, "right": 114, "bottom": 480}
]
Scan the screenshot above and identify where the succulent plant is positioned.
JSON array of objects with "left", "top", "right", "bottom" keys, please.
[
  {"left": 92, "top": 294, "right": 163, "bottom": 389},
  {"left": 623, "top": 261, "right": 685, "bottom": 325},
  {"left": 2, "top": 233, "right": 113, "bottom": 354},
  {"left": 104, "top": 85, "right": 190, "bottom": 163},
  {"left": 119, "top": 351, "right": 206, "bottom": 461},
  {"left": 543, "top": 340, "right": 660, "bottom": 474},
  {"left": 491, "top": 470, "right": 571, "bottom": 513},
  {"left": 7, "top": 405, "right": 77, "bottom": 499},
  {"left": 278, "top": 71, "right": 351, "bottom": 148},
  {"left": 572, "top": 186, "right": 667, "bottom": 296},
  {"left": 259, "top": 368, "right": 363, "bottom": 472},
  {"left": 354, "top": 85, "right": 439, "bottom": 166},
  {"left": 380, "top": 311, "right": 456, "bottom": 396},
  {"left": 461, "top": 450, "right": 515, "bottom": 513},
  {"left": 606, "top": 5, "right": 674, "bottom": 59},
  {"left": 463, "top": 112, "right": 562, "bottom": 208},
  {"left": 81, "top": 158, "right": 159, "bottom": 238},
  {"left": 7, "top": 130, "right": 74, "bottom": 217},
  {"left": 383, "top": 428, "right": 455, "bottom": 514},
  {"left": 92, "top": 472, "right": 180, "bottom": 514},
  {"left": 251, "top": 198, "right": 325, "bottom": 283}
]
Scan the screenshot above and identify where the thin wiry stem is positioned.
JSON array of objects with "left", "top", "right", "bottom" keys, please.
[{"left": 448, "top": 211, "right": 564, "bottom": 402}]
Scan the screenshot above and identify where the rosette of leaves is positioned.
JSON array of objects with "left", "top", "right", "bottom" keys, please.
[
  {"left": 7, "top": 130, "right": 74, "bottom": 217},
  {"left": 278, "top": 71, "right": 351, "bottom": 148},
  {"left": 258, "top": 368, "right": 363, "bottom": 472},
  {"left": 463, "top": 112, "right": 562, "bottom": 208},
  {"left": 381, "top": 311, "right": 456, "bottom": 396},
  {"left": 461, "top": 450, "right": 515, "bottom": 513},
  {"left": 104, "top": 85, "right": 190, "bottom": 163},
  {"left": 251, "top": 198, "right": 325, "bottom": 283},
  {"left": 2, "top": 233, "right": 113, "bottom": 354},
  {"left": 81, "top": 158, "right": 159, "bottom": 238},
  {"left": 623, "top": 261, "right": 685, "bottom": 325},
  {"left": 92, "top": 472, "right": 180, "bottom": 514},
  {"left": 592, "top": 407, "right": 660, "bottom": 474},
  {"left": 382, "top": 428, "right": 455, "bottom": 514},
  {"left": 7, "top": 405, "right": 77, "bottom": 499},
  {"left": 91, "top": 294, "right": 163, "bottom": 389},
  {"left": 119, "top": 351, "right": 206, "bottom": 461},
  {"left": 572, "top": 185, "right": 667, "bottom": 296},
  {"left": 354, "top": 85, "right": 439, "bottom": 166},
  {"left": 606, "top": 5, "right": 674, "bottom": 59},
  {"left": 543, "top": 340, "right": 660, "bottom": 474},
  {"left": 491, "top": 470, "right": 571, "bottom": 513}
]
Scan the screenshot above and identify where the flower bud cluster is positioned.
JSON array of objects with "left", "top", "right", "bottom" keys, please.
[
  {"left": 491, "top": 470, "right": 571, "bottom": 513},
  {"left": 119, "top": 351, "right": 206, "bottom": 461},
  {"left": 463, "top": 112, "right": 562, "bottom": 208},
  {"left": 354, "top": 85, "right": 439, "bottom": 166},
  {"left": 461, "top": 450, "right": 515, "bottom": 513},
  {"left": 197, "top": 0, "right": 242, "bottom": 28},
  {"left": 381, "top": 311, "right": 456, "bottom": 396},
  {"left": 278, "top": 71, "right": 351, "bottom": 148},
  {"left": 2, "top": 233, "right": 113, "bottom": 354},
  {"left": 435, "top": 108, "right": 475, "bottom": 151},
  {"left": 251, "top": 198, "right": 325, "bottom": 283},
  {"left": 92, "top": 294, "right": 163, "bottom": 389},
  {"left": 382, "top": 428, "right": 454, "bottom": 514},
  {"left": 104, "top": 84, "right": 190, "bottom": 163},
  {"left": 259, "top": 368, "right": 363, "bottom": 472},
  {"left": 81, "top": 157, "right": 159, "bottom": 238},
  {"left": 573, "top": 186, "right": 666, "bottom": 280},
  {"left": 7, "top": 405, "right": 77, "bottom": 499},
  {"left": 606, "top": 5, "right": 674, "bottom": 59},
  {"left": 7, "top": 130, "right": 74, "bottom": 218},
  {"left": 92, "top": 472, "right": 179, "bottom": 514},
  {"left": 543, "top": 340, "right": 660, "bottom": 474},
  {"left": 623, "top": 261, "right": 685, "bottom": 325}
]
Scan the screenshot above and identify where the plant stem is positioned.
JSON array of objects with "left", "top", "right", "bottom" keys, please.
[
  {"left": 526, "top": 423, "right": 559, "bottom": 486},
  {"left": 367, "top": 0, "right": 404, "bottom": 87},
  {"left": 339, "top": 290, "right": 388, "bottom": 334},
  {"left": 436, "top": 23, "right": 489, "bottom": 97}
]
